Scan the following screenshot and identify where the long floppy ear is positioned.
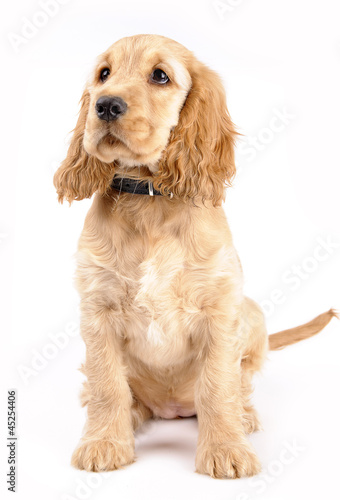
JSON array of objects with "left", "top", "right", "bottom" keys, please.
[
  {"left": 53, "top": 89, "right": 115, "bottom": 204},
  {"left": 155, "top": 62, "right": 237, "bottom": 206}
]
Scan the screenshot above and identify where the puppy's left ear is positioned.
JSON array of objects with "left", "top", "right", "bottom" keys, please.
[
  {"left": 156, "top": 62, "right": 238, "bottom": 206},
  {"left": 53, "top": 89, "right": 115, "bottom": 204}
]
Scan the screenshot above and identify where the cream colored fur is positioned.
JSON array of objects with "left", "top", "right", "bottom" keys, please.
[{"left": 54, "top": 35, "right": 336, "bottom": 478}]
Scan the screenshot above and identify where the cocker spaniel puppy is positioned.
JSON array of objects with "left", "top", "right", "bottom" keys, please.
[{"left": 54, "top": 34, "right": 336, "bottom": 478}]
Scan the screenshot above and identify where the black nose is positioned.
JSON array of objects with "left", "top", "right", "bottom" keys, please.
[{"left": 95, "top": 96, "right": 127, "bottom": 122}]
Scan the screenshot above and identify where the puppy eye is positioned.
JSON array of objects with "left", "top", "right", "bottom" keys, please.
[
  {"left": 100, "top": 68, "right": 110, "bottom": 82},
  {"left": 150, "top": 69, "right": 170, "bottom": 85}
]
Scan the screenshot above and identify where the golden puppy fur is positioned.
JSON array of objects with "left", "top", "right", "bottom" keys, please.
[{"left": 54, "top": 34, "right": 336, "bottom": 478}]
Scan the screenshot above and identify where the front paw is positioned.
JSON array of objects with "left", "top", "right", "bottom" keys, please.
[
  {"left": 195, "top": 440, "right": 261, "bottom": 479},
  {"left": 71, "top": 439, "right": 135, "bottom": 472}
]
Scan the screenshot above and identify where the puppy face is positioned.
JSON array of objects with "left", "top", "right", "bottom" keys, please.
[
  {"left": 84, "top": 36, "right": 192, "bottom": 168},
  {"left": 54, "top": 34, "right": 237, "bottom": 205}
]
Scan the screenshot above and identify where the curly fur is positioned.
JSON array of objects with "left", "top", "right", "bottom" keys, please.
[
  {"left": 154, "top": 63, "right": 237, "bottom": 205},
  {"left": 54, "top": 91, "right": 116, "bottom": 203}
]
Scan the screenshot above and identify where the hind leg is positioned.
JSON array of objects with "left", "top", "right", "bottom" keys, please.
[
  {"left": 241, "top": 372, "right": 262, "bottom": 434},
  {"left": 131, "top": 397, "right": 153, "bottom": 431},
  {"left": 238, "top": 297, "right": 268, "bottom": 434}
]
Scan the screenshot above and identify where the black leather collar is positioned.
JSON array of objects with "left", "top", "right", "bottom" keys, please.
[{"left": 110, "top": 176, "right": 163, "bottom": 196}]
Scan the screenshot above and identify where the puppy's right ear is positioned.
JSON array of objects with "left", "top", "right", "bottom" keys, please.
[{"left": 53, "top": 89, "right": 115, "bottom": 204}]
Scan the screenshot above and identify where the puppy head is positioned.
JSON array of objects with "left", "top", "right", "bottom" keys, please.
[{"left": 54, "top": 35, "right": 236, "bottom": 205}]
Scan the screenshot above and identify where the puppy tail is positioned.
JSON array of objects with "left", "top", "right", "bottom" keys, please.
[{"left": 268, "top": 309, "right": 338, "bottom": 351}]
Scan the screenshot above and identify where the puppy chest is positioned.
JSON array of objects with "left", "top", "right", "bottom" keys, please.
[
  {"left": 123, "top": 257, "right": 206, "bottom": 365},
  {"left": 115, "top": 238, "right": 239, "bottom": 366}
]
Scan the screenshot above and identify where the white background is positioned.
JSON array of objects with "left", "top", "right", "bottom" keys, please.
[{"left": 1, "top": 0, "right": 340, "bottom": 499}]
